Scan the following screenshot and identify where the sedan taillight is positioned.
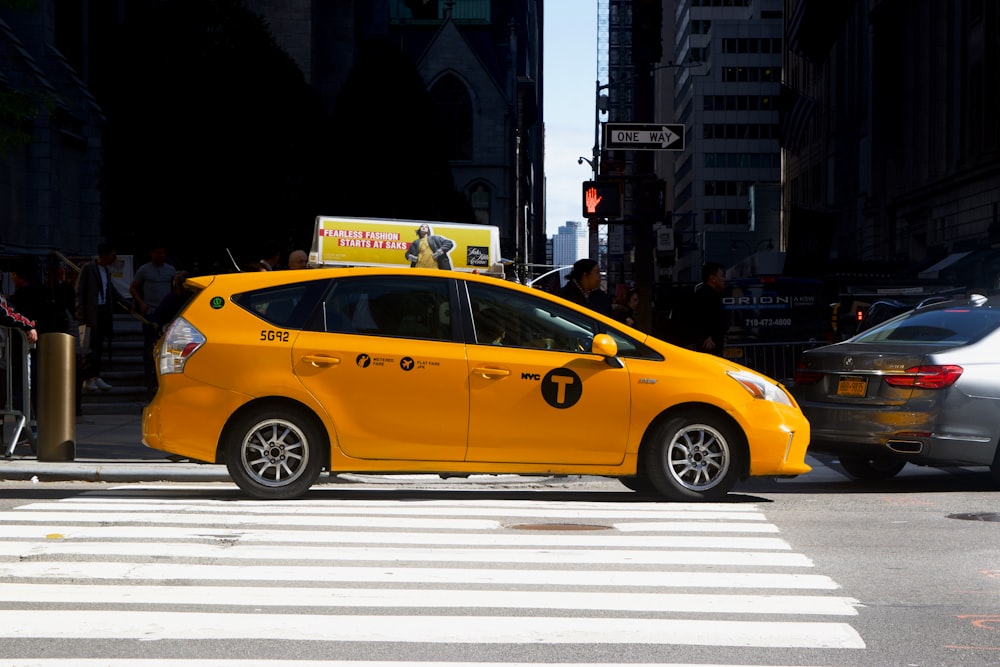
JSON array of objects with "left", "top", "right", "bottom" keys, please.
[
  {"left": 883, "top": 365, "right": 963, "bottom": 389},
  {"left": 794, "top": 362, "right": 822, "bottom": 385}
]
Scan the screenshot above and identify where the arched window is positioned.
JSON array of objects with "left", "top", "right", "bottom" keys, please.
[
  {"left": 469, "top": 182, "right": 491, "bottom": 226},
  {"left": 430, "top": 74, "right": 473, "bottom": 160}
]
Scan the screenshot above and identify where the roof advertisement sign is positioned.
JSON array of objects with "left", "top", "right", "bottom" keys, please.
[{"left": 310, "top": 216, "right": 503, "bottom": 275}]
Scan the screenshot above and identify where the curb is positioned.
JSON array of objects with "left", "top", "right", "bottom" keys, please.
[{"left": 0, "top": 461, "right": 232, "bottom": 484}]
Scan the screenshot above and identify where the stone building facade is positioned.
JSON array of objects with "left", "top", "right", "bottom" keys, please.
[
  {"left": 246, "top": 0, "right": 545, "bottom": 268},
  {"left": 782, "top": 0, "right": 1000, "bottom": 287},
  {"left": 0, "top": 2, "right": 104, "bottom": 258}
]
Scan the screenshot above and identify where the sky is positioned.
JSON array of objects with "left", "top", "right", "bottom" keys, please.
[{"left": 543, "top": 2, "right": 598, "bottom": 237}]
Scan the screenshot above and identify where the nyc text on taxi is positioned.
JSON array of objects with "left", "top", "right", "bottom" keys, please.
[{"left": 143, "top": 267, "right": 810, "bottom": 500}]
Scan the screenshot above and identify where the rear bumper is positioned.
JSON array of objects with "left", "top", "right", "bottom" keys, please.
[
  {"left": 809, "top": 429, "right": 996, "bottom": 467},
  {"left": 143, "top": 376, "right": 252, "bottom": 464}
]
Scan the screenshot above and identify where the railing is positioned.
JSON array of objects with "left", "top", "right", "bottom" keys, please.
[
  {"left": 1, "top": 326, "right": 35, "bottom": 457},
  {"left": 723, "top": 339, "right": 829, "bottom": 385}
]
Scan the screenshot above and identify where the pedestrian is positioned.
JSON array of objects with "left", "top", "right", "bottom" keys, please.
[
  {"left": 76, "top": 243, "right": 128, "bottom": 393},
  {"left": 8, "top": 257, "right": 67, "bottom": 412},
  {"left": 0, "top": 290, "right": 38, "bottom": 345},
  {"left": 129, "top": 242, "right": 176, "bottom": 392},
  {"left": 611, "top": 287, "right": 639, "bottom": 328},
  {"left": 243, "top": 261, "right": 269, "bottom": 272},
  {"left": 52, "top": 262, "right": 83, "bottom": 415},
  {"left": 9, "top": 257, "right": 68, "bottom": 336},
  {"left": 558, "top": 258, "right": 612, "bottom": 316},
  {"left": 683, "top": 261, "right": 728, "bottom": 355},
  {"left": 153, "top": 270, "right": 193, "bottom": 329},
  {"left": 258, "top": 241, "right": 281, "bottom": 270},
  {"left": 287, "top": 249, "right": 308, "bottom": 269}
]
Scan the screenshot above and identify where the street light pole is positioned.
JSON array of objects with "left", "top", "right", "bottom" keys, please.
[{"left": 593, "top": 79, "right": 604, "bottom": 179}]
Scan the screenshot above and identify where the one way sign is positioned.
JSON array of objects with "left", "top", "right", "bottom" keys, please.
[{"left": 604, "top": 123, "right": 685, "bottom": 151}]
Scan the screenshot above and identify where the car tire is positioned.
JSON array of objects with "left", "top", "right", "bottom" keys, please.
[
  {"left": 988, "top": 446, "right": 1000, "bottom": 487},
  {"left": 643, "top": 411, "right": 743, "bottom": 501},
  {"left": 837, "top": 453, "right": 906, "bottom": 480},
  {"left": 224, "top": 406, "right": 325, "bottom": 500},
  {"left": 618, "top": 474, "right": 657, "bottom": 493}
]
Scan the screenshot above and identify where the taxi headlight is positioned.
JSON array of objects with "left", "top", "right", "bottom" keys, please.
[{"left": 727, "top": 370, "right": 793, "bottom": 407}]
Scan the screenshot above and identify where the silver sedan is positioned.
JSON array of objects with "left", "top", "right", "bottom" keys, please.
[{"left": 793, "top": 295, "right": 1000, "bottom": 482}]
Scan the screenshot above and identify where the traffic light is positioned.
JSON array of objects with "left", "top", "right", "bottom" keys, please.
[
  {"left": 637, "top": 178, "right": 667, "bottom": 219},
  {"left": 581, "top": 180, "right": 623, "bottom": 220}
]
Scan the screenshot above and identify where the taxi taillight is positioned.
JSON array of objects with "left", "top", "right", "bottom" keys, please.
[{"left": 158, "top": 317, "right": 206, "bottom": 375}]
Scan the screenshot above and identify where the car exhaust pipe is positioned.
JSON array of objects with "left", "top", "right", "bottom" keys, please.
[{"left": 886, "top": 439, "right": 923, "bottom": 454}]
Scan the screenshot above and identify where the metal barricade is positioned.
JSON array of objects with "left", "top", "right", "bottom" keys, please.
[
  {"left": 723, "top": 340, "right": 829, "bottom": 384},
  {"left": 1, "top": 326, "right": 36, "bottom": 457}
]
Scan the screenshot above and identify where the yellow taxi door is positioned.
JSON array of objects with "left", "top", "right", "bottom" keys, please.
[
  {"left": 463, "top": 283, "right": 631, "bottom": 465},
  {"left": 292, "top": 275, "right": 469, "bottom": 462}
]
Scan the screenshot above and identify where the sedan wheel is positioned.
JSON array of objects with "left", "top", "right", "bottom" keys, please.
[
  {"left": 644, "top": 412, "right": 743, "bottom": 501},
  {"left": 838, "top": 453, "right": 906, "bottom": 480},
  {"left": 224, "top": 407, "right": 324, "bottom": 500},
  {"left": 988, "top": 447, "right": 1000, "bottom": 487}
]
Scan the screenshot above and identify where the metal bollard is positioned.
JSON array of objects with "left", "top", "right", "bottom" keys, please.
[{"left": 37, "top": 332, "right": 76, "bottom": 461}]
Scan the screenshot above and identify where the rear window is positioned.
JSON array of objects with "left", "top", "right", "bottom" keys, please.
[
  {"left": 853, "top": 307, "right": 1000, "bottom": 345},
  {"left": 232, "top": 280, "right": 329, "bottom": 329}
]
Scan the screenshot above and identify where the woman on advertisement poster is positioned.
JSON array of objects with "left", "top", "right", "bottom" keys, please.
[{"left": 405, "top": 223, "right": 454, "bottom": 270}]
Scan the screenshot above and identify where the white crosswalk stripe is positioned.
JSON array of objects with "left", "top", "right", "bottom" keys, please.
[{"left": 0, "top": 485, "right": 866, "bottom": 664}]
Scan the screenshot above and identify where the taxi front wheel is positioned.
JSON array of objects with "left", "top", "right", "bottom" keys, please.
[
  {"left": 224, "top": 406, "right": 325, "bottom": 500},
  {"left": 643, "top": 411, "right": 743, "bottom": 501}
]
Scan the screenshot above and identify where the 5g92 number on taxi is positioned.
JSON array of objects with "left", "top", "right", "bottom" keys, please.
[{"left": 260, "top": 330, "right": 290, "bottom": 342}]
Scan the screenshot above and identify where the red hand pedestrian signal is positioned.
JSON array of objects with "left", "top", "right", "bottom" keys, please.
[
  {"left": 581, "top": 180, "right": 623, "bottom": 219},
  {"left": 585, "top": 187, "right": 602, "bottom": 214}
]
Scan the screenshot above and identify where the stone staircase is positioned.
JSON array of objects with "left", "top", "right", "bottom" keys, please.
[{"left": 80, "top": 313, "right": 150, "bottom": 415}]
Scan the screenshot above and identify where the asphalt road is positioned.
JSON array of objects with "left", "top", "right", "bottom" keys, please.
[{"left": 0, "top": 456, "right": 997, "bottom": 665}]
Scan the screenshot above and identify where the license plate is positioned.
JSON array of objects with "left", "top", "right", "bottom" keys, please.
[{"left": 837, "top": 376, "right": 868, "bottom": 397}]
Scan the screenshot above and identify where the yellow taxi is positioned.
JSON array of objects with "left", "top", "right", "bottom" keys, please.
[{"left": 143, "top": 267, "right": 811, "bottom": 500}]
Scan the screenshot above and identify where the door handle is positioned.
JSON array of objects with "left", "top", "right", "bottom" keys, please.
[
  {"left": 302, "top": 354, "right": 341, "bottom": 368},
  {"left": 472, "top": 367, "right": 511, "bottom": 379}
]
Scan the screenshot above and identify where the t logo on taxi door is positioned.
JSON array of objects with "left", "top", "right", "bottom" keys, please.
[{"left": 541, "top": 369, "right": 582, "bottom": 409}]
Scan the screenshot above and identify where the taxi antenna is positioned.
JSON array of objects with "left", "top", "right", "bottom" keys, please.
[{"left": 225, "top": 248, "right": 242, "bottom": 272}]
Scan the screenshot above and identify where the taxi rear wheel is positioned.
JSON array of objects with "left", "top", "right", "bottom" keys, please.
[
  {"left": 618, "top": 475, "right": 657, "bottom": 493},
  {"left": 224, "top": 407, "right": 324, "bottom": 500},
  {"left": 643, "top": 412, "right": 742, "bottom": 501}
]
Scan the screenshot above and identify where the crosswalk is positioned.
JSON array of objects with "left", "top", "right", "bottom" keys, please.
[{"left": 0, "top": 483, "right": 865, "bottom": 665}]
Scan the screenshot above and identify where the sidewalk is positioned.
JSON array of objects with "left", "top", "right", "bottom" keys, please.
[{"left": 0, "top": 414, "right": 233, "bottom": 483}]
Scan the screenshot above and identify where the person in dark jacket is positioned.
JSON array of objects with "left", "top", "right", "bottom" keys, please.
[
  {"left": 558, "top": 258, "right": 612, "bottom": 316},
  {"left": 0, "top": 293, "right": 37, "bottom": 343},
  {"left": 685, "top": 261, "right": 728, "bottom": 355},
  {"left": 76, "top": 243, "right": 128, "bottom": 392},
  {"left": 9, "top": 258, "right": 65, "bottom": 336},
  {"left": 611, "top": 287, "right": 639, "bottom": 328},
  {"left": 8, "top": 257, "right": 64, "bottom": 412}
]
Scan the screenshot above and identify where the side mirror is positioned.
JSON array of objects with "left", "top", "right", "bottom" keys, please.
[{"left": 591, "top": 333, "right": 624, "bottom": 368}]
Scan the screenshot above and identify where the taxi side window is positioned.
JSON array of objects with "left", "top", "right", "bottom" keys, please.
[
  {"left": 317, "top": 276, "right": 452, "bottom": 342},
  {"left": 233, "top": 280, "right": 329, "bottom": 329},
  {"left": 467, "top": 283, "right": 598, "bottom": 352}
]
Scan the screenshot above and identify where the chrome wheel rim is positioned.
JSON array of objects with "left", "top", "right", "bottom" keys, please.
[
  {"left": 240, "top": 419, "right": 309, "bottom": 487},
  {"left": 664, "top": 423, "right": 730, "bottom": 491}
]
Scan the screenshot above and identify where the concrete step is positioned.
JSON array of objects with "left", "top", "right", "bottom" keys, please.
[{"left": 80, "top": 314, "right": 153, "bottom": 416}]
